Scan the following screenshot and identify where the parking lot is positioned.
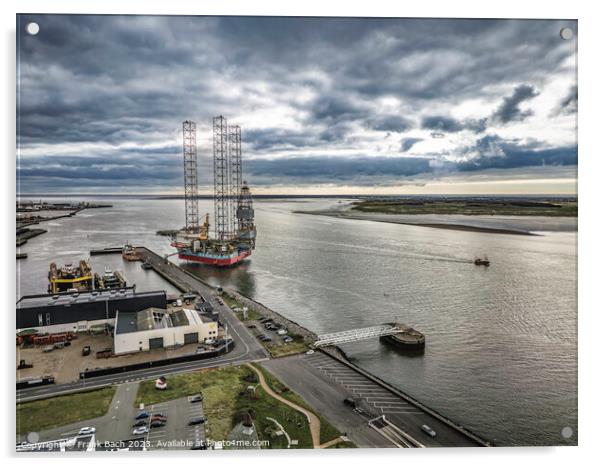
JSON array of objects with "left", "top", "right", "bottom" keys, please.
[
  {"left": 244, "top": 316, "right": 299, "bottom": 346},
  {"left": 143, "top": 395, "right": 206, "bottom": 450}
]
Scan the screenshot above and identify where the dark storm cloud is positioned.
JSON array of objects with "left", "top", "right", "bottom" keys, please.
[
  {"left": 242, "top": 138, "right": 576, "bottom": 185},
  {"left": 245, "top": 155, "right": 433, "bottom": 181},
  {"left": 400, "top": 138, "right": 423, "bottom": 152},
  {"left": 420, "top": 116, "right": 487, "bottom": 134},
  {"left": 16, "top": 15, "right": 577, "bottom": 191},
  {"left": 421, "top": 116, "right": 465, "bottom": 133},
  {"left": 455, "top": 141, "right": 577, "bottom": 172},
  {"left": 491, "top": 84, "right": 539, "bottom": 123}
]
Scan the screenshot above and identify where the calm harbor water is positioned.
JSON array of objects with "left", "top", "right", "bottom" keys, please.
[{"left": 17, "top": 197, "right": 577, "bottom": 446}]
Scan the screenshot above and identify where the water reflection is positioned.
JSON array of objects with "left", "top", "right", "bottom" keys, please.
[{"left": 181, "top": 259, "right": 256, "bottom": 297}]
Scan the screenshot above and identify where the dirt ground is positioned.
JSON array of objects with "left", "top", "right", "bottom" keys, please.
[{"left": 16, "top": 333, "right": 213, "bottom": 383}]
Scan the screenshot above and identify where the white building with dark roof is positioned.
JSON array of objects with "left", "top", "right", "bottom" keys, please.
[{"left": 113, "top": 307, "right": 218, "bottom": 354}]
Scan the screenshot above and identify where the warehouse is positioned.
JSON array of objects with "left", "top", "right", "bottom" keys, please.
[
  {"left": 113, "top": 307, "right": 218, "bottom": 354},
  {"left": 16, "top": 288, "right": 167, "bottom": 334}
]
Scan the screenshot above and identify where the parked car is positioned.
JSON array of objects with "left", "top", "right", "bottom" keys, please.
[
  {"left": 282, "top": 336, "right": 293, "bottom": 343},
  {"left": 132, "top": 426, "right": 149, "bottom": 435},
  {"left": 262, "top": 336, "right": 272, "bottom": 342},
  {"left": 421, "top": 424, "right": 437, "bottom": 438},
  {"left": 188, "top": 417, "right": 206, "bottom": 425},
  {"left": 135, "top": 411, "right": 150, "bottom": 420},
  {"left": 189, "top": 394, "right": 203, "bottom": 403},
  {"left": 204, "top": 338, "right": 216, "bottom": 345},
  {"left": 151, "top": 415, "right": 167, "bottom": 422},
  {"left": 150, "top": 420, "right": 166, "bottom": 428},
  {"left": 132, "top": 420, "right": 147, "bottom": 428},
  {"left": 306, "top": 350, "right": 315, "bottom": 355},
  {"left": 78, "top": 427, "right": 96, "bottom": 435},
  {"left": 277, "top": 329, "right": 288, "bottom": 335},
  {"left": 343, "top": 398, "right": 357, "bottom": 409},
  {"left": 81, "top": 346, "right": 91, "bottom": 356},
  {"left": 246, "top": 324, "right": 256, "bottom": 329}
]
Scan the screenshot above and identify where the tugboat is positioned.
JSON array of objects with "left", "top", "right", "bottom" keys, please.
[
  {"left": 122, "top": 242, "right": 140, "bottom": 261},
  {"left": 474, "top": 257, "right": 491, "bottom": 267}
]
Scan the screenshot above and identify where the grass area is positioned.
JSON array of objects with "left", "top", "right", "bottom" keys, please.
[
  {"left": 264, "top": 333, "right": 310, "bottom": 358},
  {"left": 221, "top": 292, "right": 263, "bottom": 321},
  {"left": 136, "top": 366, "right": 247, "bottom": 442},
  {"left": 254, "top": 364, "right": 346, "bottom": 445},
  {"left": 16, "top": 386, "right": 116, "bottom": 435},
  {"left": 134, "top": 365, "right": 320, "bottom": 449},
  {"left": 351, "top": 199, "right": 578, "bottom": 217}
]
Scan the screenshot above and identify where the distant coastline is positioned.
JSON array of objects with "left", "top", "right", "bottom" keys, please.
[{"left": 296, "top": 210, "right": 538, "bottom": 235}]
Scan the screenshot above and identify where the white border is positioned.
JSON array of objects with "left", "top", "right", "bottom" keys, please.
[{"left": 2, "top": 1, "right": 599, "bottom": 465}]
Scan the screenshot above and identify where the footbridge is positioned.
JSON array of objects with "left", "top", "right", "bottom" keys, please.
[{"left": 313, "top": 324, "right": 404, "bottom": 348}]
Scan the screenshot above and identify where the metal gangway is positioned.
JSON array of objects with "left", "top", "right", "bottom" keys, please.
[{"left": 313, "top": 324, "right": 403, "bottom": 348}]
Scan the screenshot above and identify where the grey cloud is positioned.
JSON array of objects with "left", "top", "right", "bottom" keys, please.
[
  {"left": 555, "top": 85, "right": 577, "bottom": 116},
  {"left": 491, "top": 84, "right": 539, "bottom": 123},
  {"left": 365, "top": 115, "right": 413, "bottom": 133},
  {"left": 421, "top": 116, "right": 465, "bottom": 133},
  {"left": 400, "top": 138, "right": 423, "bottom": 152}
]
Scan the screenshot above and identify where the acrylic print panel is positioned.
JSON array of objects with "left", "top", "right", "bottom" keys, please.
[{"left": 16, "top": 15, "right": 577, "bottom": 450}]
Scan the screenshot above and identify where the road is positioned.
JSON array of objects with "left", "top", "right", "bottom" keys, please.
[{"left": 262, "top": 351, "right": 486, "bottom": 448}]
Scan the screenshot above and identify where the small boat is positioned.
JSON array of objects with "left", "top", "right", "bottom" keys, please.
[
  {"left": 122, "top": 242, "right": 140, "bottom": 261},
  {"left": 474, "top": 257, "right": 490, "bottom": 266},
  {"left": 141, "top": 260, "right": 153, "bottom": 270}
]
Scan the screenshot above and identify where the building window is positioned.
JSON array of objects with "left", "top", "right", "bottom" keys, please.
[
  {"left": 45, "top": 313, "right": 51, "bottom": 325},
  {"left": 38, "top": 314, "right": 43, "bottom": 326}
]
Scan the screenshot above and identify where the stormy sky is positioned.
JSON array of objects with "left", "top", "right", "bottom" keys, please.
[{"left": 16, "top": 15, "right": 577, "bottom": 194}]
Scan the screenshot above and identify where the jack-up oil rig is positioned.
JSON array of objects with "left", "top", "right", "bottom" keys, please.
[{"left": 170, "top": 117, "right": 256, "bottom": 266}]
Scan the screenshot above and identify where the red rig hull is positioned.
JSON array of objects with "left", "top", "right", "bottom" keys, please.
[{"left": 177, "top": 249, "right": 251, "bottom": 267}]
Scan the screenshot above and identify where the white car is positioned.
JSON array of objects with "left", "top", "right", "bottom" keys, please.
[
  {"left": 78, "top": 427, "right": 96, "bottom": 435},
  {"left": 306, "top": 350, "right": 315, "bottom": 355},
  {"left": 204, "top": 339, "right": 216, "bottom": 345},
  {"left": 133, "top": 426, "right": 149, "bottom": 436},
  {"left": 276, "top": 329, "right": 288, "bottom": 335}
]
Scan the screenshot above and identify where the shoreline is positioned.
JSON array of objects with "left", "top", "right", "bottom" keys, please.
[{"left": 296, "top": 210, "right": 538, "bottom": 236}]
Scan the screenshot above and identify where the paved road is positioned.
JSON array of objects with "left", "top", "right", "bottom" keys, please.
[
  {"left": 262, "top": 352, "right": 485, "bottom": 448},
  {"left": 17, "top": 382, "right": 139, "bottom": 445},
  {"left": 18, "top": 250, "right": 268, "bottom": 403},
  {"left": 17, "top": 383, "right": 207, "bottom": 451}
]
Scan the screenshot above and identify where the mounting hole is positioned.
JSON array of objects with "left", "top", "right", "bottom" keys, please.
[
  {"left": 561, "top": 426, "right": 573, "bottom": 439},
  {"left": 559, "top": 27, "right": 573, "bottom": 40},
  {"left": 26, "top": 22, "right": 40, "bottom": 36}
]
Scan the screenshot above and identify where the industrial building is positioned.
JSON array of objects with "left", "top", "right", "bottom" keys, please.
[
  {"left": 16, "top": 288, "right": 167, "bottom": 334},
  {"left": 113, "top": 307, "right": 218, "bottom": 354}
]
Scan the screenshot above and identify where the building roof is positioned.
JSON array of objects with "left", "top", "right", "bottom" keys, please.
[
  {"left": 17, "top": 288, "right": 165, "bottom": 309},
  {"left": 116, "top": 307, "right": 171, "bottom": 334},
  {"left": 115, "top": 307, "right": 215, "bottom": 335},
  {"left": 170, "top": 309, "right": 190, "bottom": 327}
]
